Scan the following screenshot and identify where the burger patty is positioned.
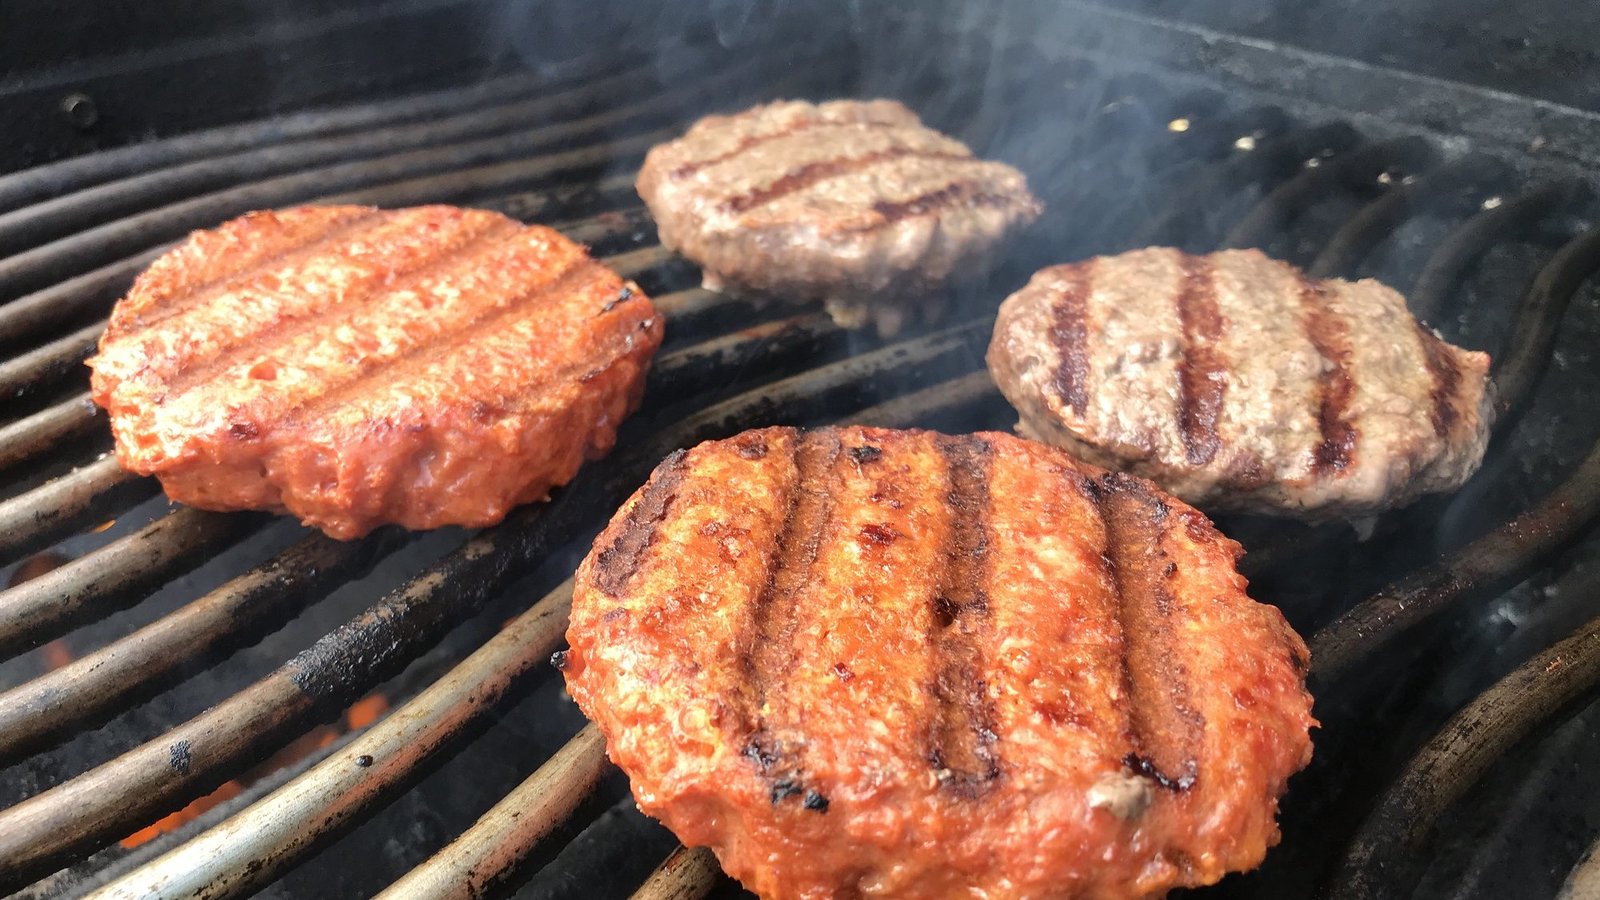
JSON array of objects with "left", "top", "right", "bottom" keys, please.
[
  {"left": 562, "top": 426, "right": 1314, "bottom": 900},
  {"left": 636, "top": 99, "right": 1041, "bottom": 335},
  {"left": 987, "top": 247, "right": 1495, "bottom": 520},
  {"left": 88, "top": 204, "right": 663, "bottom": 540}
]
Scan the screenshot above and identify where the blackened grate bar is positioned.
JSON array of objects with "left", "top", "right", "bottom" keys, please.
[{"left": 2, "top": 22, "right": 1600, "bottom": 900}]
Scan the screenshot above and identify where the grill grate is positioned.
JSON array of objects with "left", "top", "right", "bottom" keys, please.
[{"left": 3, "top": 18, "right": 1600, "bottom": 900}]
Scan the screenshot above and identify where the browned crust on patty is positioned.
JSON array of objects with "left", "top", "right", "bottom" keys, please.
[
  {"left": 88, "top": 204, "right": 664, "bottom": 539},
  {"left": 987, "top": 247, "right": 1495, "bottom": 519},
  {"left": 564, "top": 426, "right": 1315, "bottom": 900},
  {"left": 636, "top": 99, "right": 1041, "bottom": 334}
]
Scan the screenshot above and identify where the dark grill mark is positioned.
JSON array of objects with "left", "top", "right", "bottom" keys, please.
[
  {"left": 1416, "top": 323, "right": 1462, "bottom": 437},
  {"left": 1049, "top": 261, "right": 1096, "bottom": 417},
  {"left": 163, "top": 217, "right": 518, "bottom": 397},
  {"left": 1174, "top": 254, "right": 1226, "bottom": 466},
  {"left": 600, "top": 284, "right": 635, "bottom": 314},
  {"left": 721, "top": 148, "right": 974, "bottom": 214},
  {"left": 925, "top": 435, "right": 1002, "bottom": 792},
  {"left": 1298, "top": 276, "right": 1359, "bottom": 475},
  {"left": 123, "top": 209, "right": 388, "bottom": 339},
  {"left": 591, "top": 449, "right": 690, "bottom": 597},
  {"left": 848, "top": 445, "right": 881, "bottom": 465},
  {"left": 1085, "top": 472, "right": 1204, "bottom": 792},
  {"left": 857, "top": 178, "right": 1023, "bottom": 232},
  {"left": 737, "top": 430, "right": 843, "bottom": 780},
  {"left": 667, "top": 118, "right": 894, "bottom": 179}
]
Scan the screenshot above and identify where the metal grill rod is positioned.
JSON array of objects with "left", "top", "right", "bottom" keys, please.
[
  {"left": 1560, "top": 841, "right": 1600, "bottom": 900},
  {"left": 0, "top": 532, "right": 399, "bottom": 762},
  {"left": 0, "top": 124, "right": 670, "bottom": 304},
  {"left": 0, "top": 251, "right": 160, "bottom": 350},
  {"left": 369, "top": 725, "right": 610, "bottom": 900},
  {"left": 1130, "top": 122, "right": 1362, "bottom": 248},
  {"left": 1321, "top": 602, "right": 1600, "bottom": 899},
  {"left": 1221, "top": 135, "right": 1440, "bottom": 252},
  {"left": 1492, "top": 223, "right": 1600, "bottom": 425},
  {"left": 0, "top": 320, "right": 109, "bottom": 407},
  {"left": 335, "top": 169, "right": 642, "bottom": 228},
  {"left": 0, "top": 483, "right": 579, "bottom": 891},
  {"left": 0, "top": 66, "right": 612, "bottom": 215},
  {"left": 1305, "top": 155, "right": 1507, "bottom": 279},
  {"left": 0, "top": 507, "right": 261, "bottom": 660},
  {"left": 84, "top": 581, "right": 583, "bottom": 900},
  {"left": 0, "top": 456, "right": 155, "bottom": 566},
  {"left": 1410, "top": 179, "right": 1591, "bottom": 321},
  {"left": 1310, "top": 426, "right": 1600, "bottom": 678},
  {"left": 630, "top": 847, "right": 721, "bottom": 900},
  {"left": 0, "top": 393, "right": 100, "bottom": 472},
  {"left": 0, "top": 62, "right": 665, "bottom": 258}
]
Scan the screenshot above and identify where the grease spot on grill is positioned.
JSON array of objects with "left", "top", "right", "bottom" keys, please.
[
  {"left": 169, "top": 740, "right": 192, "bottom": 775},
  {"left": 355, "top": 754, "right": 374, "bottom": 768}
]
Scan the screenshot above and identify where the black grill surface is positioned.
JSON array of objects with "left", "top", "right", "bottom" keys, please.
[{"left": 2, "top": 5, "right": 1600, "bottom": 899}]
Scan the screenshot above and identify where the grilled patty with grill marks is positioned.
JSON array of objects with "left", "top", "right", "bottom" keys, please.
[
  {"left": 563, "top": 426, "right": 1315, "bottom": 900},
  {"left": 987, "top": 247, "right": 1495, "bottom": 520},
  {"left": 88, "top": 204, "right": 663, "bottom": 540},
  {"left": 636, "top": 99, "right": 1041, "bottom": 335}
]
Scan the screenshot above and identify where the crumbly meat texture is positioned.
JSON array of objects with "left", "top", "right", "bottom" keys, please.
[
  {"left": 563, "top": 426, "right": 1315, "bottom": 900},
  {"left": 636, "top": 99, "right": 1041, "bottom": 335},
  {"left": 88, "top": 204, "right": 663, "bottom": 540},
  {"left": 986, "top": 247, "right": 1495, "bottom": 520}
]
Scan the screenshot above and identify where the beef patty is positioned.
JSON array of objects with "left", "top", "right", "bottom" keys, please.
[
  {"left": 636, "top": 99, "right": 1041, "bottom": 335},
  {"left": 987, "top": 247, "right": 1495, "bottom": 520},
  {"left": 562, "top": 426, "right": 1315, "bottom": 900},
  {"left": 88, "top": 204, "right": 663, "bottom": 540}
]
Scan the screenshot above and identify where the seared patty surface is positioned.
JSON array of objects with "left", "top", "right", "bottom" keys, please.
[
  {"left": 636, "top": 99, "right": 1041, "bottom": 334},
  {"left": 563, "top": 426, "right": 1314, "bottom": 899},
  {"left": 987, "top": 247, "right": 1494, "bottom": 519},
  {"left": 89, "top": 204, "right": 663, "bottom": 539}
]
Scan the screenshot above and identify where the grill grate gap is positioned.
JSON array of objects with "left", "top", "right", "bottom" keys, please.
[{"left": 1, "top": 22, "right": 1599, "bottom": 899}]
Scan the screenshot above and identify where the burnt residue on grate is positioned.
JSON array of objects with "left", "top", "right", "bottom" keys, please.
[{"left": 2, "top": 10, "right": 1600, "bottom": 900}]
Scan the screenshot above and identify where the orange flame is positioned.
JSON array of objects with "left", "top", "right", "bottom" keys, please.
[{"left": 117, "top": 691, "right": 390, "bottom": 849}]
